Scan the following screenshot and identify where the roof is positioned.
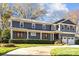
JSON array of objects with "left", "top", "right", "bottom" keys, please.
[
  {"left": 11, "top": 17, "right": 76, "bottom": 25},
  {"left": 54, "top": 19, "right": 65, "bottom": 24},
  {"left": 54, "top": 19, "right": 76, "bottom": 25}
]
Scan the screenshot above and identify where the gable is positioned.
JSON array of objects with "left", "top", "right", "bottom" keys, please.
[
  {"left": 62, "top": 20, "right": 76, "bottom": 25},
  {"left": 54, "top": 19, "right": 76, "bottom": 25}
]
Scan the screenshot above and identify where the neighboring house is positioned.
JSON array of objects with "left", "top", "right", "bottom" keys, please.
[{"left": 9, "top": 17, "right": 77, "bottom": 45}]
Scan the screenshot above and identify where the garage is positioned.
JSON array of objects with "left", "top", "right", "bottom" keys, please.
[{"left": 62, "top": 37, "right": 75, "bottom": 45}]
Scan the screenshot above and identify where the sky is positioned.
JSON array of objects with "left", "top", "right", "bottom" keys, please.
[
  {"left": 38, "top": 3, "right": 79, "bottom": 22},
  {"left": 66, "top": 3, "right": 79, "bottom": 10},
  {"left": 7, "top": 3, "right": 79, "bottom": 22}
]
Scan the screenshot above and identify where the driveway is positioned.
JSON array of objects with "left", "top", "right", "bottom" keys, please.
[
  {"left": 4, "top": 45, "right": 79, "bottom": 56},
  {"left": 4, "top": 46, "right": 53, "bottom": 56}
]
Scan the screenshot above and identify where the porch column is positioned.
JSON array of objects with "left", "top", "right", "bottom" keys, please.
[
  {"left": 10, "top": 20, "right": 13, "bottom": 40},
  {"left": 40, "top": 32, "right": 42, "bottom": 40},
  {"left": 27, "top": 31, "right": 29, "bottom": 39},
  {"left": 58, "top": 24, "right": 61, "bottom": 31},
  {"left": 53, "top": 33, "right": 54, "bottom": 40},
  {"left": 11, "top": 29, "right": 13, "bottom": 39},
  {"left": 50, "top": 34, "right": 53, "bottom": 41},
  {"left": 59, "top": 34, "right": 61, "bottom": 40}
]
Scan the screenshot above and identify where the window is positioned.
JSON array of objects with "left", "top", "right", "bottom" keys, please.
[
  {"left": 72, "top": 26, "right": 75, "bottom": 31},
  {"left": 20, "top": 22, "right": 24, "bottom": 28},
  {"left": 42, "top": 24, "right": 46, "bottom": 30},
  {"left": 56, "top": 25, "right": 59, "bottom": 30},
  {"left": 62, "top": 25, "right": 64, "bottom": 29},
  {"left": 32, "top": 23, "right": 35, "bottom": 29},
  {"left": 31, "top": 32, "right": 36, "bottom": 36},
  {"left": 67, "top": 26, "right": 69, "bottom": 30}
]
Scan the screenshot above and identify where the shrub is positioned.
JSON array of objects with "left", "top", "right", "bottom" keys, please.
[
  {"left": 0, "top": 43, "right": 16, "bottom": 47},
  {"left": 54, "top": 40, "right": 65, "bottom": 45},
  {"left": 75, "top": 40, "right": 79, "bottom": 44},
  {"left": 3, "top": 29, "right": 10, "bottom": 39},
  {"left": 10, "top": 39, "right": 54, "bottom": 44}
]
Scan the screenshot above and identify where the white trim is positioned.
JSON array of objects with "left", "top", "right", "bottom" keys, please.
[
  {"left": 42, "top": 24, "right": 46, "bottom": 30},
  {"left": 20, "top": 21, "right": 24, "bottom": 28},
  {"left": 27, "top": 31, "right": 29, "bottom": 39},
  {"left": 32, "top": 23, "right": 35, "bottom": 29},
  {"left": 40, "top": 32, "right": 42, "bottom": 40},
  {"left": 53, "top": 34, "right": 54, "bottom": 40},
  {"left": 10, "top": 20, "right": 13, "bottom": 39},
  {"left": 30, "top": 32, "right": 36, "bottom": 36}
]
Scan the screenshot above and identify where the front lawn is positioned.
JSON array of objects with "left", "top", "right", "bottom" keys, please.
[
  {"left": 16, "top": 44, "right": 54, "bottom": 48},
  {"left": 0, "top": 44, "right": 54, "bottom": 55},
  {"left": 0, "top": 44, "right": 63, "bottom": 56},
  {"left": 0, "top": 47, "right": 17, "bottom": 55},
  {"left": 50, "top": 47, "right": 79, "bottom": 56}
]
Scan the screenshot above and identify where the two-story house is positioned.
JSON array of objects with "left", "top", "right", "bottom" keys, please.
[{"left": 9, "top": 17, "right": 77, "bottom": 44}]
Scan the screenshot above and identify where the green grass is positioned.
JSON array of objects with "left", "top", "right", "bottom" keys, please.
[
  {"left": 0, "top": 47, "right": 17, "bottom": 55},
  {"left": 50, "top": 47, "right": 79, "bottom": 56},
  {"left": 0, "top": 43, "right": 63, "bottom": 56},
  {"left": 0, "top": 44, "right": 55, "bottom": 55},
  {"left": 16, "top": 44, "right": 54, "bottom": 48}
]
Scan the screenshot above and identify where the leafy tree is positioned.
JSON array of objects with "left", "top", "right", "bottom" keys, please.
[{"left": 0, "top": 3, "right": 12, "bottom": 43}]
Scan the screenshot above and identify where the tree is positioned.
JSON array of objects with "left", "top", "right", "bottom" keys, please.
[{"left": 0, "top": 3, "right": 12, "bottom": 43}]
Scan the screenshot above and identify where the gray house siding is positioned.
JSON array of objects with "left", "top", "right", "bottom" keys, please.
[
  {"left": 60, "top": 24, "right": 76, "bottom": 32},
  {"left": 24, "top": 22, "right": 32, "bottom": 29},
  {"left": 29, "top": 32, "right": 40, "bottom": 39},
  {"left": 35, "top": 24, "right": 42, "bottom": 30},
  {"left": 60, "top": 34, "right": 75, "bottom": 39},
  {"left": 62, "top": 20, "right": 76, "bottom": 25},
  {"left": 12, "top": 21, "right": 20, "bottom": 28},
  {"left": 46, "top": 25, "right": 51, "bottom": 31}
]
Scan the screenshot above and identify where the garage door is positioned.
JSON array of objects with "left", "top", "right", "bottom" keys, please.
[
  {"left": 62, "top": 37, "right": 75, "bottom": 45},
  {"left": 68, "top": 37, "right": 75, "bottom": 45},
  {"left": 62, "top": 37, "right": 68, "bottom": 44}
]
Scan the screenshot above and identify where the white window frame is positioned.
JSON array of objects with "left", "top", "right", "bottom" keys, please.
[
  {"left": 32, "top": 23, "right": 35, "bottom": 29},
  {"left": 31, "top": 32, "right": 36, "bottom": 36},
  {"left": 20, "top": 22, "right": 24, "bottom": 28},
  {"left": 42, "top": 24, "right": 46, "bottom": 30}
]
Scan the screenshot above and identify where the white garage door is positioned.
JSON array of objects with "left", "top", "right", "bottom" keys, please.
[
  {"left": 62, "top": 37, "right": 68, "bottom": 44},
  {"left": 68, "top": 37, "right": 75, "bottom": 45},
  {"left": 62, "top": 37, "right": 75, "bottom": 45}
]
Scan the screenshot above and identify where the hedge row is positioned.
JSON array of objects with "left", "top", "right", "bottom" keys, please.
[
  {"left": 75, "top": 40, "right": 79, "bottom": 44},
  {"left": 10, "top": 39, "right": 54, "bottom": 44},
  {"left": 0, "top": 39, "right": 9, "bottom": 43}
]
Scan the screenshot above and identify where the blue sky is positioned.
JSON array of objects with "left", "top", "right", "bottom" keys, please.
[
  {"left": 66, "top": 3, "right": 79, "bottom": 10},
  {"left": 7, "top": 3, "right": 79, "bottom": 22}
]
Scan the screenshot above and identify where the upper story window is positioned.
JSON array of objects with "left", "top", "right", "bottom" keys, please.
[
  {"left": 32, "top": 23, "right": 35, "bottom": 29},
  {"left": 61, "top": 25, "right": 64, "bottom": 29},
  {"left": 67, "top": 26, "right": 69, "bottom": 30},
  {"left": 70, "top": 26, "right": 75, "bottom": 31},
  {"left": 72, "top": 26, "right": 75, "bottom": 31},
  {"left": 56, "top": 25, "right": 59, "bottom": 30},
  {"left": 42, "top": 24, "right": 46, "bottom": 30},
  {"left": 20, "top": 22, "right": 24, "bottom": 28}
]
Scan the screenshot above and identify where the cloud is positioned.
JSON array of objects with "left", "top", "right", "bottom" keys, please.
[{"left": 38, "top": 3, "right": 69, "bottom": 22}]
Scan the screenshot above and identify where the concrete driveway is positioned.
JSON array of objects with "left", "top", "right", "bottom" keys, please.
[
  {"left": 4, "top": 45, "right": 79, "bottom": 56},
  {"left": 4, "top": 46, "right": 53, "bottom": 56}
]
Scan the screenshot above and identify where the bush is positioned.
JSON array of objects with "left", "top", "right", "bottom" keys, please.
[
  {"left": 10, "top": 39, "right": 54, "bottom": 44},
  {"left": 54, "top": 40, "right": 65, "bottom": 45},
  {"left": 3, "top": 29, "right": 10, "bottom": 39},
  {"left": 75, "top": 40, "right": 79, "bottom": 44},
  {"left": 0, "top": 43, "right": 16, "bottom": 47}
]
